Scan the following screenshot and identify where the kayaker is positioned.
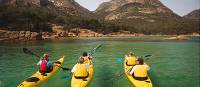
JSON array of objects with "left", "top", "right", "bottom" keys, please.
[
  {"left": 81, "top": 52, "right": 92, "bottom": 65},
  {"left": 128, "top": 57, "right": 150, "bottom": 81},
  {"left": 125, "top": 52, "right": 137, "bottom": 66},
  {"left": 71, "top": 58, "right": 89, "bottom": 80},
  {"left": 37, "top": 53, "right": 49, "bottom": 76},
  {"left": 38, "top": 53, "right": 62, "bottom": 75}
]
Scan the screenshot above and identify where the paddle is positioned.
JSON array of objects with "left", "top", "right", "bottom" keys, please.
[
  {"left": 61, "top": 75, "right": 71, "bottom": 80},
  {"left": 145, "top": 49, "right": 160, "bottom": 61},
  {"left": 56, "top": 65, "right": 71, "bottom": 71},
  {"left": 89, "top": 44, "right": 102, "bottom": 56},
  {"left": 23, "top": 48, "right": 40, "bottom": 60},
  {"left": 61, "top": 44, "right": 103, "bottom": 79},
  {"left": 116, "top": 57, "right": 124, "bottom": 62},
  {"left": 23, "top": 48, "right": 70, "bottom": 71}
]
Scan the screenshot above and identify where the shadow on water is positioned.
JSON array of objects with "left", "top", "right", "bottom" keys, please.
[
  {"left": 92, "top": 64, "right": 128, "bottom": 87},
  {"left": 94, "top": 64, "right": 114, "bottom": 87},
  {"left": 149, "top": 70, "right": 161, "bottom": 87}
]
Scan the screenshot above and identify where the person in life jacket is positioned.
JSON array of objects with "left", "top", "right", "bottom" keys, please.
[
  {"left": 71, "top": 58, "right": 89, "bottom": 79},
  {"left": 37, "top": 53, "right": 49, "bottom": 76},
  {"left": 125, "top": 52, "right": 137, "bottom": 66},
  {"left": 81, "top": 52, "right": 92, "bottom": 65},
  {"left": 128, "top": 57, "right": 150, "bottom": 81}
]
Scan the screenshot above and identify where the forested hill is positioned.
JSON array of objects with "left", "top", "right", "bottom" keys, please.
[
  {"left": 0, "top": 0, "right": 94, "bottom": 32},
  {"left": 94, "top": 0, "right": 199, "bottom": 34},
  {"left": 0, "top": 0, "right": 199, "bottom": 35}
]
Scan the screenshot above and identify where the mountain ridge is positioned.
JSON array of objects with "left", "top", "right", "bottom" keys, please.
[
  {"left": 0, "top": 0, "right": 92, "bottom": 16},
  {"left": 184, "top": 9, "right": 200, "bottom": 20},
  {"left": 95, "top": 0, "right": 179, "bottom": 20}
]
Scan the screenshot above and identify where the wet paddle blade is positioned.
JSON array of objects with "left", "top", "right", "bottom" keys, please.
[
  {"left": 61, "top": 75, "right": 71, "bottom": 79},
  {"left": 115, "top": 58, "right": 124, "bottom": 62},
  {"left": 144, "top": 55, "right": 152, "bottom": 57},
  {"left": 23, "top": 48, "right": 32, "bottom": 54},
  {"left": 23, "top": 48, "right": 41, "bottom": 59},
  {"left": 62, "top": 67, "right": 71, "bottom": 71}
]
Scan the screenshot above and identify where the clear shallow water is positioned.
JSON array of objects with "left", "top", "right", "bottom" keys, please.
[{"left": 0, "top": 37, "right": 199, "bottom": 87}]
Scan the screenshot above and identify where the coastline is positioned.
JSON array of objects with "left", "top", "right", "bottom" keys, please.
[{"left": 0, "top": 29, "right": 199, "bottom": 42}]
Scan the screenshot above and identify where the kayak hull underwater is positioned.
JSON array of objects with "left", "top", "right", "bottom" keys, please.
[
  {"left": 124, "top": 59, "right": 153, "bottom": 87},
  {"left": 18, "top": 57, "right": 64, "bottom": 87},
  {"left": 71, "top": 63, "right": 94, "bottom": 87}
]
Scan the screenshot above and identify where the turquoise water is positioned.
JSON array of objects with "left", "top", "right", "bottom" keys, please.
[{"left": 0, "top": 37, "right": 199, "bottom": 87}]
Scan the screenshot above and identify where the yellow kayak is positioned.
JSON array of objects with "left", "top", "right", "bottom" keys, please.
[
  {"left": 18, "top": 56, "right": 64, "bottom": 87},
  {"left": 124, "top": 59, "right": 153, "bottom": 87},
  {"left": 71, "top": 63, "right": 94, "bottom": 87}
]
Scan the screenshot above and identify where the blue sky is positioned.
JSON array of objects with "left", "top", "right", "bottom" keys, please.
[{"left": 75, "top": 0, "right": 200, "bottom": 16}]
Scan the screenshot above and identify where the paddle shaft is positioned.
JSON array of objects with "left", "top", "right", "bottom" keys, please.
[
  {"left": 23, "top": 48, "right": 41, "bottom": 61},
  {"left": 86, "top": 44, "right": 102, "bottom": 60},
  {"left": 89, "top": 44, "right": 102, "bottom": 56},
  {"left": 56, "top": 65, "right": 71, "bottom": 71},
  {"left": 145, "top": 48, "right": 160, "bottom": 61}
]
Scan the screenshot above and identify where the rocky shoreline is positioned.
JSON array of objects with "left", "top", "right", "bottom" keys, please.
[
  {"left": 0, "top": 30, "right": 41, "bottom": 42},
  {"left": 0, "top": 29, "right": 199, "bottom": 42}
]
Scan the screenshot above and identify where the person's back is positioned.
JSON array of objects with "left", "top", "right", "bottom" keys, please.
[
  {"left": 129, "top": 58, "right": 149, "bottom": 81},
  {"left": 38, "top": 53, "right": 49, "bottom": 76},
  {"left": 40, "top": 59, "right": 47, "bottom": 72},
  {"left": 125, "top": 52, "right": 137, "bottom": 66},
  {"left": 133, "top": 64, "right": 148, "bottom": 78},
  {"left": 74, "top": 63, "right": 88, "bottom": 78},
  {"left": 72, "top": 58, "right": 89, "bottom": 78}
]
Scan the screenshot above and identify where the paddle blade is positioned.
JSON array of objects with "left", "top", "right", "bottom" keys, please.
[
  {"left": 115, "top": 58, "right": 124, "bottom": 62},
  {"left": 61, "top": 75, "right": 71, "bottom": 80},
  {"left": 23, "top": 48, "right": 41, "bottom": 58},
  {"left": 144, "top": 55, "right": 152, "bottom": 57},
  {"left": 23, "top": 48, "right": 35, "bottom": 55},
  {"left": 62, "top": 67, "right": 71, "bottom": 71},
  {"left": 23, "top": 48, "right": 30, "bottom": 54}
]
